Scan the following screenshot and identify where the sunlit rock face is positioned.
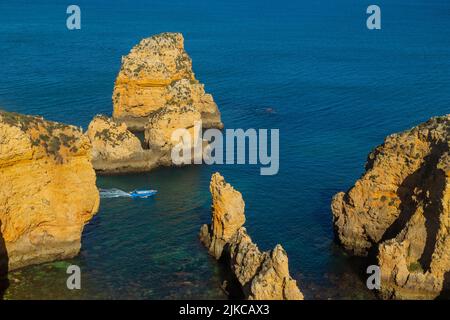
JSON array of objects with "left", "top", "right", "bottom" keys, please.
[
  {"left": 144, "top": 104, "right": 202, "bottom": 166},
  {"left": 0, "top": 110, "right": 99, "bottom": 270},
  {"left": 200, "top": 172, "right": 304, "bottom": 300},
  {"left": 332, "top": 115, "right": 450, "bottom": 299},
  {"left": 112, "top": 32, "right": 222, "bottom": 131},
  {"left": 86, "top": 115, "right": 159, "bottom": 174}
]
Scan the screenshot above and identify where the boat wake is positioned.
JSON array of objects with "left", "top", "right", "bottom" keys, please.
[
  {"left": 99, "top": 188, "right": 132, "bottom": 198},
  {"left": 99, "top": 188, "right": 158, "bottom": 199}
]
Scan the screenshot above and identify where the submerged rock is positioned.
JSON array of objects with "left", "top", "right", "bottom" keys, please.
[
  {"left": 200, "top": 173, "right": 303, "bottom": 300},
  {"left": 86, "top": 115, "right": 159, "bottom": 174},
  {"left": 112, "top": 32, "right": 223, "bottom": 131},
  {"left": 0, "top": 110, "right": 99, "bottom": 270},
  {"left": 331, "top": 115, "right": 450, "bottom": 299}
]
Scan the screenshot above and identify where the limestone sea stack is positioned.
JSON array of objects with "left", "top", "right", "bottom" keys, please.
[
  {"left": 0, "top": 110, "right": 99, "bottom": 270},
  {"left": 144, "top": 104, "right": 203, "bottom": 166},
  {"left": 200, "top": 173, "right": 303, "bottom": 300},
  {"left": 331, "top": 115, "right": 450, "bottom": 299},
  {"left": 112, "top": 32, "right": 223, "bottom": 131}
]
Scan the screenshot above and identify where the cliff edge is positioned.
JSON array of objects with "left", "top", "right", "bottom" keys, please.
[
  {"left": 331, "top": 115, "right": 450, "bottom": 299},
  {"left": 0, "top": 110, "right": 100, "bottom": 270}
]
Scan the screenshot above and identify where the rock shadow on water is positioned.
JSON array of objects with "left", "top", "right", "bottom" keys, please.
[{"left": 0, "top": 221, "right": 10, "bottom": 300}]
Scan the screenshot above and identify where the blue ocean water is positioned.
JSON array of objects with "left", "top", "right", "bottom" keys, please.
[{"left": 1, "top": 0, "right": 449, "bottom": 299}]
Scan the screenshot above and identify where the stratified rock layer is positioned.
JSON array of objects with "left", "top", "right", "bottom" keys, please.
[
  {"left": 112, "top": 32, "right": 222, "bottom": 131},
  {"left": 200, "top": 173, "right": 303, "bottom": 300},
  {"left": 0, "top": 110, "right": 100, "bottom": 270},
  {"left": 331, "top": 115, "right": 450, "bottom": 299},
  {"left": 86, "top": 115, "right": 159, "bottom": 174}
]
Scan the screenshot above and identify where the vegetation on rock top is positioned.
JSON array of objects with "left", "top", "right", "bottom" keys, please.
[{"left": 0, "top": 109, "right": 83, "bottom": 163}]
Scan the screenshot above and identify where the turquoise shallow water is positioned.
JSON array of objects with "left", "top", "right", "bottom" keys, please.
[{"left": 1, "top": 0, "right": 450, "bottom": 299}]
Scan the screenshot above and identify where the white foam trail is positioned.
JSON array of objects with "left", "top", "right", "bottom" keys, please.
[{"left": 99, "top": 188, "right": 131, "bottom": 198}]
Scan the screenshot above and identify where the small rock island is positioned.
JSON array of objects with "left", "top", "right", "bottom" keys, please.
[
  {"left": 112, "top": 32, "right": 223, "bottom": 131},
  {"left": 88, "top": 32, "right": 223, "bottom": 174},
  {"left": 332, "top": 115, "right": 449, "bottom": 299}
]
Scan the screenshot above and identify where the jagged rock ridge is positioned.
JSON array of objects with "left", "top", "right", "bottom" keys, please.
[{"left": 200, "top": 173, "right": 303, "bottom": 300}]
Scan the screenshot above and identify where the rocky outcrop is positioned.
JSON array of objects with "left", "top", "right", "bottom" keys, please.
[
  {"left": 0, "top": 110, "right": 99, "bottom": 270},
  {"left": 145, "top": 105, "right": 203, "bottom": 166},
  {"left": 112, "top": 32, "right": 222, "bottom": 131},
  {"left": 87, "top": 108, "right": 207, "bottom": 173},
  {"left": 200, "top": 173, "right": 303, "bottom": 300},
  {"left": 89, "top": 32, "right": 223, "bottom": 174},
  {"left": 200, "top": 172, "right": 246, "bottom": 259},
  {"left": 86, "top": 115, "right": 159, "bottom": 173},
  {"left": 331, "top": 115, "right": 450, "bottom": 299}
]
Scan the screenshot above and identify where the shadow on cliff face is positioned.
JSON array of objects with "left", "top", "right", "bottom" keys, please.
[
  {"left": 418, "top": 167, "right": 445, "bottom": 270},
  {"left": 436, "top": 271, "right": 450, "bottom": 300},
  {"left": 217, "top": 244, "right": 246, "bottom": 300},
  {"left": 379, "top": 143, "right": 446, "bottom": 272},
  {"left": 379, "top": 169, "right": 419, "bottom": 242},
  {"left": 130, "top": 130, "right": 149, "bottom": 150},
  {"left": 0, "top": 221, "right": 10, "bottom": 300}
]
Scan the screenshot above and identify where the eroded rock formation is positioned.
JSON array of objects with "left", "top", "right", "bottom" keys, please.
[
  {"left": 112, "top": 32, "right": 222, "bottom": 131},
  {"left": 200, "top": 173, "right": 303, "bottom": 300},
  {"left": 144, "top": 104, "right": 203, "bottom": 166},
  {"left": 92, "top": 32, "right": 223, "bottom": 174},
  {"left": 86, "top": 115, "right": 159, "bottom": 173},
  {"left": 0, "top": 110, "right": 99, "bottom": 270},
  {"left": 331, "top": 115, "right": 450, "bottom": 299}
]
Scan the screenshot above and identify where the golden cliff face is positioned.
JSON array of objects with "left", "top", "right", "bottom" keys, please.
[
  {"left": 112, "top": 32, "right": 222, "bottom": 131},
  {"left": 331, "top": 115, "right": 450, "bottom": 299},
  {"left": 200, "top": 173, "right": 303, "bottom": 300},
  {"left": 0, "top": 110, "right": 100, "bottom": 270}
]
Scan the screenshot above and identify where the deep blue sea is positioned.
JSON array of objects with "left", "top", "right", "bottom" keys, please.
[{"left": 1, "top": 0, "right": 449, "bottom": 299}]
